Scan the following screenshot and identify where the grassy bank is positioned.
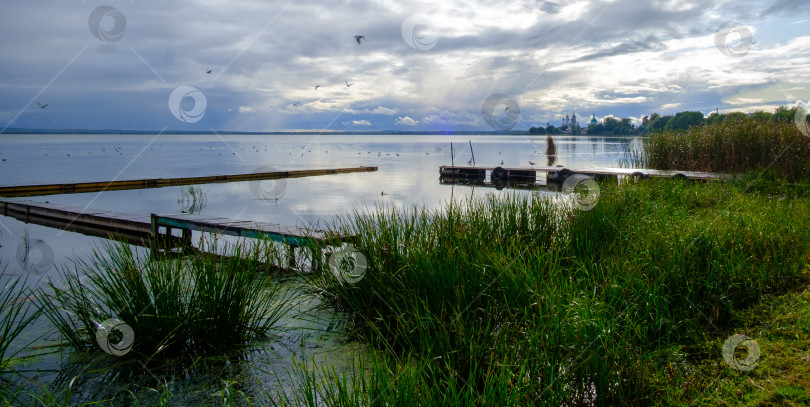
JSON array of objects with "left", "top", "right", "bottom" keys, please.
[{"left": 286, "top": 176, "right": 810, "bottom": 405}]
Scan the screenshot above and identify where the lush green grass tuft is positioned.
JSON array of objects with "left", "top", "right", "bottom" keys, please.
[{"left": 38, "top": 239, "right": 294, "bottom": 359}]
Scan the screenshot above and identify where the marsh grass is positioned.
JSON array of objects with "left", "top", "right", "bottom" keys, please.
[
  {"left": 640, "top": 119, "right": 810, "bottom": 179},
  {"left": 0, "top": 267, "right": 42, "bottom": 376},
  {"left": 301, "top": 178, "right": 810, "bottom": 404},
  {"left": 38, "top": 239, "right": 295, "bottom": 359}
]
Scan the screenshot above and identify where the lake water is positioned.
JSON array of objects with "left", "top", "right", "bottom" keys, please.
[{"left": 0, "top": 133, "right": 635, "bottom": 404}]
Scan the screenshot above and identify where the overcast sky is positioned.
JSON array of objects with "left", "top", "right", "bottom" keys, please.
[{"left": 1, "top": 0, "right": 809, "bottom": 132}]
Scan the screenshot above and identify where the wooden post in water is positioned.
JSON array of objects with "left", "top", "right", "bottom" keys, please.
[{"left": 288, "top": 245, "right": 297, "bottom": 269}]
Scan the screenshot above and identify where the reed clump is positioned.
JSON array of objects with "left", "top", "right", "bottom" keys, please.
[
  {"left": 0, "top": 267, "right": 41, "bottom": 376},
  {"left": 643, "top": 119, "right": 810, "bottom": 179},
  {"left": 38, "top": 240, "right": 293, "bottom": 359}
]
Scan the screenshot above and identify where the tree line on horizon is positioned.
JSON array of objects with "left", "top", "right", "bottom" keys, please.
[{"left": 528, "top": 105, "right": 808, "bottom": 136}]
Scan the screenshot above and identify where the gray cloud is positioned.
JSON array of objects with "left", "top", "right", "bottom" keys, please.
[{"left": 0, "top": 0, "right": 808, "bottom": 132}]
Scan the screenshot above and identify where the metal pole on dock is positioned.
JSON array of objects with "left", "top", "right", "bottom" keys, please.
[
  {"left": 451, "top": 143, "right": 454, "bottom": 166},
  {"left": 469, "top": 140, "right": 476, "bottom": 166}
]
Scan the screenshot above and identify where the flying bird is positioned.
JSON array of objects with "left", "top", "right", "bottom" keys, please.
[
  {"left": 37, "top": 102, "right": 47, "bottom": 109},
  {"left": 206, "top": 69, "right": 213, "bottom": 74},
  {"left": 292, "top": 102, "right": 301, "bottom": 107},
  {"left": 529, "top": 161, "right": 536, "bottom": 165},
  {"left": 504, "top": 107, "right": 510, "bottom": 113},
  {"left": 354, "top": 35, "right": 366, "bottom": 45},
  {"left": 345, "top": 80, "right": 354, "bottom": 87},
  {"left": 314, "top": 85, "right": 320, "bottom": 90}
]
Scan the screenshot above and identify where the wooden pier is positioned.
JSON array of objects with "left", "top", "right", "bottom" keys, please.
[
  {"left": 151, "top": 213, "right": 348, "bottom": 269},
  {"left": 1, "top": 198, "right": 348, "bottom": 270},
  {"left": 0, "top": 166, "right": 378, "bottom": 198},
  {"left": 1, "top": 198, "right": 154, "bottom": 245},
  {"left": 439, "top": 165, "right": 726, "bottom": 189}
]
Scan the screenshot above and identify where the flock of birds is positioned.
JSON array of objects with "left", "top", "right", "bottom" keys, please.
[{"left": 34, "top": 36, "right": 370, "bottom": 113}]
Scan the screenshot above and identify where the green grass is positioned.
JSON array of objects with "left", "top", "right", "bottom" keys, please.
[
  {"left": 37, "top": 239, "right": 294, "bottom": 359},
  {"left": 293, "top": 177, "right": 810, "bottom": 405}
]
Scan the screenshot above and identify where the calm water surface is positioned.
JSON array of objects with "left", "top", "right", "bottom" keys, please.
[{"left": 0, "top": 133, "right": 634, "bottom": 404}]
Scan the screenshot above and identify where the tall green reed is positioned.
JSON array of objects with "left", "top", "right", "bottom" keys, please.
[
  {"left": 0, "top": 266, "right": 42, "bottom": 376},
  {"left": 640, "top": 119, "right": 810, "bottom": 179},
  {"left": 38, "top": 239, "right": 294, "bottom": 359}
]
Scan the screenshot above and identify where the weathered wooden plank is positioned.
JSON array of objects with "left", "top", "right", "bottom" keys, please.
[
  {"left": 0, "top": 166, "right": 378, "bottom": 197},
  {"left": 1, "top": 198, "right": 347, "bottom": 257}
]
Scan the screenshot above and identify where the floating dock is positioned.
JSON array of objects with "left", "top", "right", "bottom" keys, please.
[
  {"left": 439, "top": 165, "right": 726, "bottom": 188},
  {"left": 0, "top": 166, "right": 378, "bottom": 197},
  {"left": 1, "top": 198, "right": 349, "bottom": 270}
]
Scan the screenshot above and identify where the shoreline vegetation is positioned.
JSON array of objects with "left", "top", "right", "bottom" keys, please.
[{"left": 2, "top": 117, "right": 810, "bottom": 405}]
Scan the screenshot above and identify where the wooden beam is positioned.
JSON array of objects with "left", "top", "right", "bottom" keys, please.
[{"left": 0, "top": 166, "right": 378, "bottom": 197}]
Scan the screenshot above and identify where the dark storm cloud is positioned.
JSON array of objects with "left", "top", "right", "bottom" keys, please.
[{"left": 571, "top": 37, "right": 668, "bottom": 63}]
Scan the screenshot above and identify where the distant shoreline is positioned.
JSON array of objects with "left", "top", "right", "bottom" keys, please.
[
  {"left": 0, "top": 128, "right": 532, "bottom": 136},
  {"left": 0, "top": 129, "right": 645, "bottom": 137}
]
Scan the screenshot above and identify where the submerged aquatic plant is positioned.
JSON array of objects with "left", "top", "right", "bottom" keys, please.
[{"left": 38, "top": 239, "right": 294, "bottom": 358}]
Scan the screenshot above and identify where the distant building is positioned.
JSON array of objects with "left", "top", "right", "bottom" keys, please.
[
  {"left": 561, "top": 112, "right": 582, "bottom": 134},
  {"left": 590, "top": 114, "right": 598, "bottom": 126}
]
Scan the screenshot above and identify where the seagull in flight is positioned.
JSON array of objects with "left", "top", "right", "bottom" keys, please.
[
  {"left": 345, "top": 80, "right": 354, "bottom": 87},
  {"left": 354, "top": 35, "right": 366, "bottom": 45},
  {"left": 206, "top": 69, "right": 213, "bottom": 74},
  {"left": 291, "top": 102, "right": 301, "bottom": 107},
  {"left": 37, "top": 102, "right": 48, "bottom": 109},
  {"left": 314, "top": 85, "right": 320, "bottom": 90},
  {"left": 504, "top": 106, "right": 510, "bottom": 113}
]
